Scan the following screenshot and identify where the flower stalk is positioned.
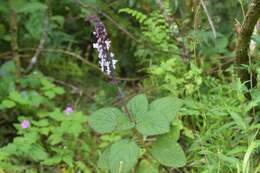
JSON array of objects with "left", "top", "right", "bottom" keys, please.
[{"left": 86, "top": 16, "right": 133, "bottom": 122}]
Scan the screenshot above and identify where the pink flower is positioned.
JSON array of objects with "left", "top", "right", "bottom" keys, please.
[
  {"left": 21, "top": 120, "right": 30, "bottom": 129},
  {"left": 64, "top": 106, "right": 73, "bottom": 115}
]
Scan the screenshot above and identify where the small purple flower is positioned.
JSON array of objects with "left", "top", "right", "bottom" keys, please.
[
  {"left": 64, "top": 106, "right": 73, "bottom": 115},
  {"left": 21, "top": 120, "right": 30, "bottom": 129}
]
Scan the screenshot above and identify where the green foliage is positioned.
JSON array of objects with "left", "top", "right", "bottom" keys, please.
[
  {"left": 90, "top": 94, "right": 185, "bottom": 172},
  {"left": 0, "top": 0, "right": 259, "bottom": 172},
  {"left": 89, "top": 108, "right": 134, "bottom": 133},
  {"left": 0, "top": 61, "right": 89, "bottom": 171},
  {"left": 150, "top": 136, "right": 186, "bottom": 168}
]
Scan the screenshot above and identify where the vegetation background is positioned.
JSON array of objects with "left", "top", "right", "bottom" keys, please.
[{"left": 0, "top": 0, "right": 259, "bottom": 172}]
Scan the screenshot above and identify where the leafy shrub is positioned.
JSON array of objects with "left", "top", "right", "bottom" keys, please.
[{"left": 89, "top": 94, "right": 186, "bottom": 172}]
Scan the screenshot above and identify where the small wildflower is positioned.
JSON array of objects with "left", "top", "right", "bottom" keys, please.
[
  {"left": 21, "top": 120, "right": 30, "bottom": 129},
  {"left": 64, "top": 106, "right": 73, "bottom": 115}
]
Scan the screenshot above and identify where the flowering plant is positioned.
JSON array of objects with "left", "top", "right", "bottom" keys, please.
[{"left": 87, "top": 16, "right": 117, "bottom": 76}]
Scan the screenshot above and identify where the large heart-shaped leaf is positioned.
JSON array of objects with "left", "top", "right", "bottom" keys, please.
[
  {"left": 135, "top": 111, "right": 170, "bottom": 136},
  {"left": 150, "top": 136, "right": 186, "bottom": 168},
  {"left": 97, "top": 146, "right": 111, "bottom": 172},
  {"left": 109, "top": 139, "right": 140, "bottom": 173},
  {"left": 150, "top": 97, "right": 183, "bottom": 123},
  {"left": 89, "top": 108, "right": 134, "bottom": 134},
  {"left": 127, "top": 94, "right": 148, "bottom": 119}
]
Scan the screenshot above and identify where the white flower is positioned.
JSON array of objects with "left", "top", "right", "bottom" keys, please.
[
  {"left": 93, "top": 43, "right": 99, "bottom": 49},
  {"left": 105, "top": 40, "right": 111, "bottom": 49},
  {"left": 112, "top": 59, "right": 117, "bottom": 69}
]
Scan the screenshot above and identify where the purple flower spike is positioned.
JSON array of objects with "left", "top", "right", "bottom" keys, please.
[
  {"left": 87, "top": 16, "right": 117, "bottom": 76},
  {"left": 21, "top": 120, "right": 30, "bottom": 129},
  {"left": 64, "top": 106, "right": 73, "bottom": 115}
]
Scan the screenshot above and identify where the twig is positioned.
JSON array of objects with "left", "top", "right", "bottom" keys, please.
[
  {"left": 26, "top": 0, "right": 50, "bottom": 72},
  {"left": 200, "top": 0, "right": 217, "bottom": 38},
  {"left": 54, "top": 79, "right": 82, "bottom": 94},
  {"left": 10, "top": 8, "right": 21, "bottom": 75},
  {"left": 19, "top": 48, "right": 144, "bottom": 82}
]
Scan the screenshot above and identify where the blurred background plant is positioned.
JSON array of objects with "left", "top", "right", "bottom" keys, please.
[{"left": 0, "top": 0, "right": 259, "bottom": 172}]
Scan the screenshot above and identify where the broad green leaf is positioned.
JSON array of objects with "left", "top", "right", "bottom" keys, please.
[
  {"left": 162, "top": 126, "right": 180, "bottom": 142},
  {"left": 115, "top": 114, "right": 135, "bottom": 131},
  {"left": 89, "top": 108, "right": 133, "bottom": 134},
  {"left": 109, "top": 139, "right": 139, "bottom": 173},
  {"left": 136, "top": 110, "right": 170, "bottom": 136},
  {"left": 98, "top": 146, "right": 111, "bottom": 171},
  {"left": 151, "top": 137, "right": 186, "bottom": 168},
  {"left": 137, "top": 160, "right": 158, "bottom": 173},
  {"left": 127, "top": 94, "right": 148, "bottom": 118},
  {"left": 150, "top": 97, "right": 183, "bottom": 123},
  {"left": 0, "top": 100, "right": 16, "bottom": 109}
]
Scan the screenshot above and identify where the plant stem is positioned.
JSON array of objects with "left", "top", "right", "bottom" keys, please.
[{"left": 10, "top": 9, "right": 21, "bottom": 76}]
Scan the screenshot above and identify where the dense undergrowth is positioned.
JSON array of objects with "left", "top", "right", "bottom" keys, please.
[{"left": 0, "top": 0, "right": 259, "bottom": 173}]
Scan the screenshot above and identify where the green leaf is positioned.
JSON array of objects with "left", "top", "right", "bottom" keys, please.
[
  {"left": 109, "top": 139, "right": 140, "bottom": 173},
  {"left": 48, "top": 130, "right": 63, "bottom": 145},
  {"left": 8, "top": 0, "right": 27, "bottom": 12},
  {"left": 228, "top": 111, "right": 247, "bottom": 130},
  {"left": 29, "top": 144, "right": 48, "bottom": 161},
  {"left": 162, "top": 126, "right": 180, "bottom": 141},
  {"left": 32, "top": 119, "right": 49, "bottom": 127},
  {"left": 9, "top": 90, "right": 27, "bottom": 105},
  {"left": 215, "top": 36, "right": 228, "bottom": 50},
  {"left": 48, "top": 109, "right": 65, "bottom": 121},
  {"left": 53, "top": 86, "right": 65, "bottom": 95},
  {"left": 98, "top": 146, "right": 111, "bottom": 172},
  {"left": 63, "top": 154, "right": 73, "bottom": 167},
  {"left": 17, "top": 2, "right": 46, "bottom": 13},
  {"left": 151, "top": 137, "right": 186, "bottom": 168},
  {"left": 42, "top": 156, "right": 62, "bottom": 165},
  {"left": 150, "top": 97, "right": 183, "bottom": 123},
  {"left": 0, "top": 100, "right": 16, "bottom": 109},
  {"left": 127, "top": 94, "right": 148, "bottom": 118},
  {"left": 135, "top": 110, "right": 170, "bottom": 136},
  {"left": 137, "top": 160, "right": 158, "bottom": 173},
  {"left": 89, "top": 108, "right": 133, "bottom": 134},
  {"left": 44, "top": 90, "right": 56, "bottom": 99},
  {"left": 115, "top": 114, "right": 135, "bottom": 131}
]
